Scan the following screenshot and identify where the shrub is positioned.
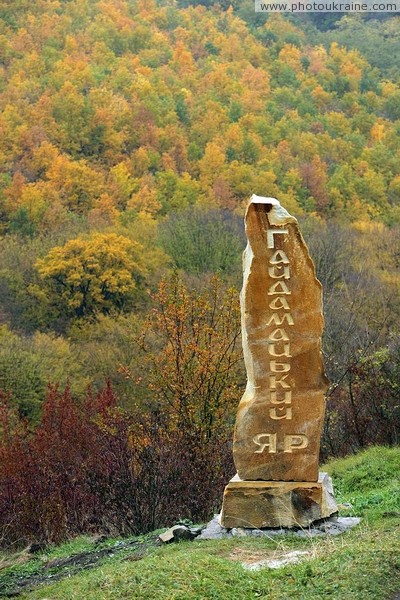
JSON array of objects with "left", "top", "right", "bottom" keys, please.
[
  {"left": 133, "top": 272, "right": 243, "bottom": 439},
  {"left": 0, "top": 383, "right": 233, "bottom": 549},
  {"left": 321, "top": 343, "right": 400, "bottom": 459}
]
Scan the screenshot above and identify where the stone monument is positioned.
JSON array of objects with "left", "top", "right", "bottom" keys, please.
[{"left": 220, "top": 195, "right": 338, "bottom": 529}]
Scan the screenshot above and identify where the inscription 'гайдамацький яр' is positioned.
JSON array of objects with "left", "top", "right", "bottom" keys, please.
[{"left": 252, "top": 233, "right": 307, "bottom": 454}]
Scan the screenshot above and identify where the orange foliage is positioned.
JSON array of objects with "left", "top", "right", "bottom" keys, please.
[{"left": 0, "top": 0, "right": 397, "bottom": 229}]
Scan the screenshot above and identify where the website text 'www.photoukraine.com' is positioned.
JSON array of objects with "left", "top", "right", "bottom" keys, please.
[{"left": 255, "top": 0, "right": 399, "bottom": 11}]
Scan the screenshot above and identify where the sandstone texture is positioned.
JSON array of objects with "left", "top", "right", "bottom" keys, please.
[
  {"left": 220, "top": 472, "right": 338, "bottom": 529},
  {"left": 233, "top": 195, "right": 329, "bottom": 482}
]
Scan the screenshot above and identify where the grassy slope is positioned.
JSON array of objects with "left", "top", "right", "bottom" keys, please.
[{"left": 1, "top": 446, "right": 399, "bottom": 600}]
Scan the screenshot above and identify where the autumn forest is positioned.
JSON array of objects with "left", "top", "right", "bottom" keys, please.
[{"left": 0, "top": 0, "right": 399, "bottom": 547}]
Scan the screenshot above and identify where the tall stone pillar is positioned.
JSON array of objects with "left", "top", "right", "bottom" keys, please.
[{"left": 220, "top": 195, "right": 337, "bottom": 529}]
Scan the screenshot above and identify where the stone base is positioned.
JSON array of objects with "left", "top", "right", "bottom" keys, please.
[
  {"left": 220, "top": 472, "right": 338, "bottom": 529},
  {"left": 197, "top": 514, "right": 360, "bottom": 540}
]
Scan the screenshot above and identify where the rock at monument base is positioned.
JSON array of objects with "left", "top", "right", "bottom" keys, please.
[
  {"left": 197, "top": 514, "right": 360, "bottom": 540},
  {"left": 220, "top": 472, "right": 338, "bottom": 529},
  {"left": 158, "top": 524, "right": 201, "bottom": 543}
]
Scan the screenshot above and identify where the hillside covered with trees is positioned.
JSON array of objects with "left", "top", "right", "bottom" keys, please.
[{"left": 0, "top": 0, "right": 399, "bottom": 547}]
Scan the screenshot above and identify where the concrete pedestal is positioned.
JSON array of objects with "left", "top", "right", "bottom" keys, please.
[{"left": 220, "top": 472, "right": 338, "bottom": 529}]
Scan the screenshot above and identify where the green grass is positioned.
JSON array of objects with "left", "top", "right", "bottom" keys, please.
[
  {"left": 1, "top": 446, "right": 399, "bottom": 600},
  {"left": 324, "top": 446, "right": 400, "bottom": 521},
  {"left": 16, "top": 526, "right": 400, "bottom": 600}
]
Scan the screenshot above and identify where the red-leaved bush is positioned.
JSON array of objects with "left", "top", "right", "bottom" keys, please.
[{"left": 0, "top": 384, "right": 233, "bottom": 549}]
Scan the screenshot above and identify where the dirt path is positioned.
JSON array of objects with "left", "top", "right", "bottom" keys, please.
[{"left": 0, "top": 535, "right": 160, "bottom": 598}]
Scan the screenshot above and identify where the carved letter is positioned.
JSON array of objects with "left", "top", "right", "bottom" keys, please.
[
  {"left": 284, "top": 434, "right": 309, "bottom": 453},
  {"left": 269, "top": 296, "right": 290, "bottom": 311},
  {"left": 270, "top": 373, "right": 290, "bottom": 389},
  {"left": 270, "top": 361, "right": 290, "bottom": 373},
  {"left": 267, "top": 228, "right": 288, "bottom": 249},
  {"left": 253, "top": 433, "right": 277, "bottom": 454},
  {"left": 268, "top": 265, "right": 290, "bottom": 280},
  {"left": 268, "top": 281, "right": 291, "bottom": 295},
  {"left": 268, "top": 328, "right": 289, "bottom": 342},
  {"left": 270, "top": 407, "right": 292, "bottom": 420},
  {"left": 266, "top": 313, "right": 294, "bottom": 327},
  {"left": 270, "top": 250, "right": 290, "bottom": 265},
  {"left": 268, "top": 343, "right": 292, "bottom": 358},
  {"left": 270, "top": 391, "right": 292, "bottom": 405}
]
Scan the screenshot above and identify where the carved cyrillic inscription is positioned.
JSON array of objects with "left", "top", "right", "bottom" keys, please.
[
  {"left": 284, "top": 434, "right": 309, "bottom": 453},
  {"left": 266, "top": 313, "right": 294, "bottom": 326},
  {"left": 253, "top": 433, "right": 309, "bottom": 453},
  {"left": 270, "top": 407, "right": 292, "bottom": 420},
  {"left": 264, "top": 228, "right": 294, "bottom": 430},
  {"left": 269, "top": 328, "right": 289, "bottom": 341},
  {"left": 270, "top": 362, "right": 290, "bottom": 373},
  {"left": 268, "top": 265, "right": 290, "bottom": 279},
  {"left": 269, "top": 296, "right": 290, "bottom": 310},
  {"left": 252, "top": 213, "right": 310, "bottom": 449},
  {"left": 268, "top": 343, "right": 291, "bottom": 357},
  {"left": 253, "top": 433, "right": 277, "bottom": 453},
  {"left": 268, "top": 281, "right": 291, "bottom": 295},
  {"left": 270, "top": 250, "right": 289, "bottom": 264},
  {"left": 270, "top": 374, "right": 290, "bottom": 389},
  {"left": 267, "top": 228, "right": 288, "bottom": 249}
]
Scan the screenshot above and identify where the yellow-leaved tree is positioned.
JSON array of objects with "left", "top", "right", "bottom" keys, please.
[{"left": 35, "top": 233, "right": 147, "bottom": 320}]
